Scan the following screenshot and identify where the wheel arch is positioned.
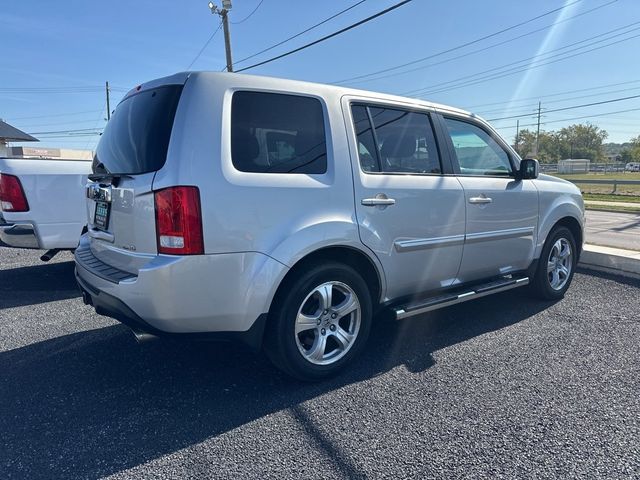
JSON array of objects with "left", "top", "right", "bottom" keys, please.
[
  {"left": 553, "top": 216, "right": 583, "bottom": 261},
  {"left": 536, "top": 198, "right": 584, "bottom": 261},
  {"left": 269, "top": 245, "right": 384, "bottom": 316}
]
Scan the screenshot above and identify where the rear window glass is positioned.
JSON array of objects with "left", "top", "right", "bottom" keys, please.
[
  {"left": 93, "top": 85, "right": 183, "bottom": 175},
  {"left": 231, "top": 91, "right": 327, "bottom": 174}
]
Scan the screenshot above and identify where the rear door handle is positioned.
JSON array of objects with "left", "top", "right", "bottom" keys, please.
[
  {"left": 469, "top": 196, "right": 492, "bottom": 204},
  {"left": 361, "top": 195, "right": 396, "bottom": 207}
]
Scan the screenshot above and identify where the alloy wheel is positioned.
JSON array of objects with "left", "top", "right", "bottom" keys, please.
[
  {"left": 547, "top": 237, "right": 572, "bottom": 291},
  {"left": 294, "top": 281, "right": 361, "bottom": 366}
]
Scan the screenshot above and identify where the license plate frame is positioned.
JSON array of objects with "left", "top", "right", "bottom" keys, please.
[{"left": 94, "top": 201, "right": 111, "bottom": 230}]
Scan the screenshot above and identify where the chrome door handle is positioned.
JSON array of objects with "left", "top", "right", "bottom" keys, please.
[
  {"left": 361, "top": 196, "right": 396, "bottom": 206},
  {"left": 469, "top": 196, "right": 492, "bottom": 204}
]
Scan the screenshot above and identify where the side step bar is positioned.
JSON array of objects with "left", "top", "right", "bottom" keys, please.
[{"left": 394, "top": 276, "right": 529, "bottom": 320}]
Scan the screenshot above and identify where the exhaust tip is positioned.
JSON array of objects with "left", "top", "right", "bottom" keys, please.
[
  {"left": 40, "top": 249, "right": 61, "bottom": 262},
  {"left": 130, "top": 328, "right": 157, "bottom": 343},
  {"left": 81, "top": 291, "right": 93, "bottom": 306}
]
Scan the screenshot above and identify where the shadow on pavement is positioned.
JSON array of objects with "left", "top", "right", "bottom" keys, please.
[
  {"left": 0, "top": 288, "right": 555, "bottom": 479},
  {"left": 0, "top": 260, "right": 80, "bottom": 310},
  {"left": 576, "top": 265, "right": 640, "bottom": 288}
]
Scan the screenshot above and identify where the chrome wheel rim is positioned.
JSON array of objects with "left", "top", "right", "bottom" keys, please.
[
  {"left": 294, "top": 281, "right": 361, "bottom": 366},
  {"left": 547, "top": 238, "right": 572, "bottom": 291}
]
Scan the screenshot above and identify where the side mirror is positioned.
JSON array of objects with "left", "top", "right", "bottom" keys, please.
[{"left": 518, "top": 158, "right": 539, "bottom": 180}]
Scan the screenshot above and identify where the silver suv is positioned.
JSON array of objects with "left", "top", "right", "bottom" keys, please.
[{"left": 75, "top": 72, "right": 584, "bottom": 380}]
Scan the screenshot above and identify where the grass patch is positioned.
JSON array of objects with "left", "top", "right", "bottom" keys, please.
[
  {"left": 582, "top": 193, "right": 640, "bottom": 203},
  {"left": 553, "top": 172, "right": 640, "bottom": 181},
  {"left": 586, "top": 205, "right": 640, "bottom": 214},
  {"left": 548, "top": 173, "right": 640, "bottom": 195}
]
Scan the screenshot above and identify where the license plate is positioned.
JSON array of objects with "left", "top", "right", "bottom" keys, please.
[{"left": 94, "top": 201, "right": 111, "bottom": 230}]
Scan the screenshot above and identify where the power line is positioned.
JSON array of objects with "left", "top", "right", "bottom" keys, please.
[
  {"left": 487, "top": 94, "right": 640, "bottom": 121},
  {"left": 235, "top": 0, "right": 413, "bottom": 73},
  {"left": 231, "top": 0, "right": 264, "bottom": 24},
  {"left": 233, "top": 0, "right": 369, "bottom": 66},
  {"left": 186, "top": 20, "right": 223, "bottom": 70},
  {"left": 493, "top": 106, "right": 640, "bottom": 131},
  {"left": 336, "top": 1, "right": 617, "bottom": 87},
  {"left": 33, "top": 134, "right": 102, "bottom": 139},
  {"left": 476, "top": 85, "right": 640, "bottom": 116},
  {"left": 27, "top": 127, "right": 104, "bottom": 135},
  {"left": 404, "top": 21, "right": 640, "bottom": 96},
  {"left": 6, "top": 109, "right": 103, "bottom": 121},
  {"left": 426, "top": 32, "right": 640, "bottom": 97},
  {"left": 465, "top": 79, "right": 640, "bottom": 110},
  {"left": 11, "top": 118, "right": 107, "bottom": 129},
  {"left": 0, "top": 86, "right": 105, "bottom": 94},
  {"left": 333, "top": 0, "right": 589, "bottom": 84},
  {"left": 405, "top": 22, "right": 640, "bottom": 97}
]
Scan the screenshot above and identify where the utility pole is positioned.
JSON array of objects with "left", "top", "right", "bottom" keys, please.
[
  {"left": 105, "top": 81, "right": 111, "bottom": 121},
  {"left": 209, "top": 1, "right": 234, "bottom": 72},
  {"left": 534, "top": 101, "right": 542, "bottom": 156},
  {"left": 515, "top": 119, "right": 520, "bottom": 154}
]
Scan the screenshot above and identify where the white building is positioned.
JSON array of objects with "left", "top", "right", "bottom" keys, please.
[{"left": 558, "top": 158, "right": 590, "bottom": 174}]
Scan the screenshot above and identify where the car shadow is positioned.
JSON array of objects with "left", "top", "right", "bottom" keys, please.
[
  {"left": 0, "top": 288, "right": 555, "bottom": 479},
  {"left": 576, "top": 265, "right": 640, "bottom": 288},
  {"left": 0, "top": 260, "right": 81, "bottom": 310}
]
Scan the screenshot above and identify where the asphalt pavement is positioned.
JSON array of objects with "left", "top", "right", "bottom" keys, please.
[
  {"left": 1, "top": 247, "right": 639, "bottom": 479},
  {"left": 585, "top": 210, "right": 640, "bottom": 251}
]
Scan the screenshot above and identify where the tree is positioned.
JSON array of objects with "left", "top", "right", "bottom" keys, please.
[
  {"left": 630, "top": 135, "right": 640, "bottom": 161},
  {"left": 514, "top": 129, "right": 557, "bottom": 162},
  {"left": 556, "top": 124, "right": 608, "bottom": 161},
  {"left": 513, "top": 124, "right": 609, "bottom": 162}
]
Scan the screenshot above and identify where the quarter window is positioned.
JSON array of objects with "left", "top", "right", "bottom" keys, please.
[
  {"left": 231, "top": 92, "right": 327, "bottom": 174},
  {"left": 444, "top": 118, "right": 512, "bottom": 176},
  {"left": 351, "top": 104, "right": 441, "bottom": 174}
]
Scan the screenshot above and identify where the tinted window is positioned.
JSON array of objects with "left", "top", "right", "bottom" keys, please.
[
  {"left": 94, "top": 85, "right": 183, "bottom": 175},
  {"left": 351, "top": 105, "right": 379, "bottom": 172},
  {"left": 444, "top": 118, "right": 512, "bottom": 176},
  {"left": 352, "top": 104, "right": 441, "bottom": 174},
  {"left": 231, "top": 92, "right": 327, "bottom": 174}
]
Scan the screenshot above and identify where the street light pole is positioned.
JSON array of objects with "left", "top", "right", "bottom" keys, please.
[{"left": 209, "top": 1, "right": 234, "bottom": 72}]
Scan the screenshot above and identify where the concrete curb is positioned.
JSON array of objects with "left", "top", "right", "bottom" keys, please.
[{"left": 579, "top": 244, "right": 640, "bottom": 279}]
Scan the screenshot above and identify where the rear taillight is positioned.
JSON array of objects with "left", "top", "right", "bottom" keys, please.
[
  {"left": 154, "top": 186, "right": 204, "bottom": 255},
  {"left": 0, "top": 174, "right": 29, "bottom": 212}
]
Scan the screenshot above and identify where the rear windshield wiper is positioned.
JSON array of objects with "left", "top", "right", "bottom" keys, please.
[{"left": 88, "top": 161, "right": 132, "bottom": 184}]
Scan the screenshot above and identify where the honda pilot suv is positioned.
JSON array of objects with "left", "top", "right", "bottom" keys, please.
[{"left": 75, "top": 72, "right": 584, "bottom": 381}]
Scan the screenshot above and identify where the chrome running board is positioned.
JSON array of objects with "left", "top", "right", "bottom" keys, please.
[{"left": 394, "top": 276, "right": 529, "bottom": 320}]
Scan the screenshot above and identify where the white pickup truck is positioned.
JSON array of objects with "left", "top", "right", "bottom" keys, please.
[{"left": 0, "top": 156, "right": 92, "bottom": 261}]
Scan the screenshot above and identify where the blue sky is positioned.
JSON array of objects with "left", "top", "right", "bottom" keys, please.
[{"left": 1, "top": 0, "right": 639, "bottom": 150}]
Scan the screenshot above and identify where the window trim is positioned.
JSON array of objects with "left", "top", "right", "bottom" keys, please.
[
  {"left": 439, "top": 113, "right": 518, "bottom": 178},
  {"left": 349, "top": 101, "right": 445, "bottom": 177},
  {"left": 230, "top": 89, "right": 329, "bottom": 175}
]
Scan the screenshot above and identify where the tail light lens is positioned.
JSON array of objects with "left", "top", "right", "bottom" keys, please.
[
  {"left": 154, "top": 186, "right": 204, "bottom": 255},
  {"left": 0, "top": 174, "right": 29, "bottom": 212}
]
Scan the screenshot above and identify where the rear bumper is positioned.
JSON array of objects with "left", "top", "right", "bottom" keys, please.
[
  {"left": 0, "top": 217, "right": 40, "bottom": 249},
  {"left": 75, "top": 269, "right": 267, "bottom": 349},
  {"left": 74, "top": 235, "right": 288, "bottom": 344}
]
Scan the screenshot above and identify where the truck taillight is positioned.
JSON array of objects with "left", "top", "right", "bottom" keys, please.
[
  {"left": 154, "top": 186, "right": 204, "bottom": 255},
  {"left": 0, "top": 174, "right": 29, "bottom": 212}
]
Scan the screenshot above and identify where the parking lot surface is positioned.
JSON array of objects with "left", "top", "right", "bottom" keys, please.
[{"left": 1, "top": 247, "right": 639, "bottom": 479}]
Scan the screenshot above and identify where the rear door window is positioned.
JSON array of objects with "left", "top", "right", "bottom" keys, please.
[
  {"left": 231, "top": 91, "right": 327, "bottom": 174},
  {"left": 94, "top": 85, "right": 183, "bottom": 175},
  {"left": 351, "top": 104, "right": 441, "bottom": 175}
]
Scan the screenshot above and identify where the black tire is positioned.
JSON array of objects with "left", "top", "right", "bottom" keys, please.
[
  {"left": 531, "top": 226, "right": 577, "bottom": 300},
  {"left": 265, "top": 262, "right": 373, "bottom": 381}
]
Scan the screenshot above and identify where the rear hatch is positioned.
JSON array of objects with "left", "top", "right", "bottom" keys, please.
[{"left": 85, "top": 79, "right": 185, "bottom": 274}]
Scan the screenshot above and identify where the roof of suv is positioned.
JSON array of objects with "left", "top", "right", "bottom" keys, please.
[{"left": 122, "top": 71, "right": 475, "bottom": 120}]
